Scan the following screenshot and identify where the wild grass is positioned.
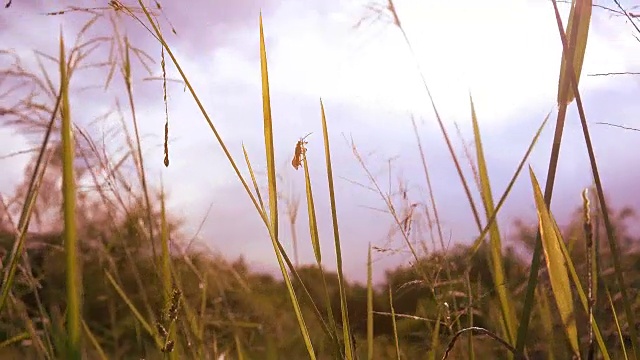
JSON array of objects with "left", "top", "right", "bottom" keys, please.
[{"left": 0, "top": 0, "right": 639, "bottom": 359}]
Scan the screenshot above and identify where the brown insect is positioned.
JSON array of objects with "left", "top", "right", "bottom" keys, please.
[{"left": 291, "top": 133, "right": 312, "bottom": 170}]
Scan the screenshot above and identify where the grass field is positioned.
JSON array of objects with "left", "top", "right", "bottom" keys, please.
[{"left": 1, "top": 0, "right": 639, "bottom": 359}]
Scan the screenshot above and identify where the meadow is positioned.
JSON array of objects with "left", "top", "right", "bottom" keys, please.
[{"left": 1, "top": 0, "right": 640, "bottom": 359}]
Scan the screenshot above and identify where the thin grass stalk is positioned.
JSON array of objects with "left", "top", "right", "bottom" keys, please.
[
  {"left": 549, "top": 0, "right": 640, "bottom": 357},
  {"left": 387, "top": 0, "right": 483, "bottom": 231},
  {"left": 105, "top": 271, "right": 163, "bottom": 348},
  {"left": 242, "top": 144, "right": 266, "bottom": 214},
  {"left": 59, "top": 30, "right": 82, "bottom": 360},
  {"left": 465, "top": 273, "right": 475, "bottom": 360},
  {"left": 82, "top": 319, "right": 108, "bottom": 360},
  {"left": 0, "top": 332, "right": 29, "bottom": 350},
  {"left": 320, "top": 99, "right": 355, "bottom": 359},
  {"left": 410, "top": 116, "right": 445, "bottom": 256},
  {"left": 428, "top": 311, "right": 441, "bottom": 360},
  {"left": 160, "top": 184, "right": 178, "bottom": 360},
  {"left": 441, "top": 327, "right": 516, "bottom": 360},
  {"left": 411, "top": 116, "right": 462, "bottom": 331},
  {"left": 583, "top": 189, "right": 595, "bottom": 360},
  {"left": 121, "top": 36, "right": 158, "bottom": 261},
  {"left": 389, "top": 286, "right": 401, "bottom": 360},
  {"left": 606, "top": 286, "right": 629, "bottom": 360},
  {"left": 10, "top": 293, "right": 50, "bottom": 359}
]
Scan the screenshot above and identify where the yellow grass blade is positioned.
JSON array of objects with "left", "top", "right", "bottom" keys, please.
[
  {"left": 258, "top": 13, "right": 316, "bottom": 358},
  {"left": 320, "top": 99, "right": 354, "bottom": 359},
  {"left": 529, "top": 167, "right": 579, "bottom": 357},
  {"left": 469, "top": 95, "right": 517, "bottom": 345},
  {"left": 302, "top": 157, "right": 321, "bottom": 263},
  {"left": 557, "top": 0, "right": 592, "bottom": 105}
]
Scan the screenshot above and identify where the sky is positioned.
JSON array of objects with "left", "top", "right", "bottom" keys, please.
[{"left": 1, "top": 0, "right": 639, "bottom": 284}]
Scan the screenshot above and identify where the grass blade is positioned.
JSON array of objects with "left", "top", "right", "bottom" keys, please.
[
  {"left": 320, "top": 99, "right": 354, "bottom": 358},
  {"left": 529, "top": 167, "right": 579, "bottom": 357},
  {"left": 469, "top": 95, "right": 517, "bottom": 346},
  {"left": 553, "top": 0, "right": 640, "bottom": 357},
  {"left": 59, "top": 30, "right": 82, "bottom": 360},
  {"left": 468, "top": 112, "right": 549, "bottom": 257},
  {"left": 557, "top": 0, "right": 592, "bottom": 105},
  {"left": 302, "top": 155, "right": 321, "bottom": 264},
  {"left": 389, "top": 286, "right": 401, "bottom": 360},
  {"left": 606, "top": 286, "right": 629, "bottom": 360},
  {"left": 105, "top": 271, "right": 161, "bottom": 348},
  {"left": 258, "top": 13, "right": 316, "bottom": 358}
]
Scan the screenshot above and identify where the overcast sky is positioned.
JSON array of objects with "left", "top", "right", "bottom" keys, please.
[{"left": 1, "top": 0, "right": 639, "bottom": 284}]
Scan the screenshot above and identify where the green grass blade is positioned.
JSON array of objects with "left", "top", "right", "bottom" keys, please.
[
  {"left": 468, "top": 112, "right": 550, "bottom": 257},
  {"left": 529, "top": 167, "right": 579, "bottom": 357},
  {"left": 0, "top": 332, "right": 29, "bottom": 350},
  {"left": 389, "top": 286, "right": 401, "bottom": 360},
  {"left": 258, "top": 13, "right": 315, "bottom": 358},
  {"left": 302, "top": 157, "right": 321, "bottom": 264},
  {"left": 301, "top": 150, "right": 341, "bottom": 352},
  {"left": 469, "top": 95, "right": 517, "bottom": 346},
  {"left": 320, "top": 99, "right": 354, "bottom": 358},
  {"left": 260, "top": 16, "right": 278, "bottom": 240},
  {"left": 105, "top": 271, "right": 161, "bottom": 348},
  {"left": 59, "top": 30, "right": 82, "bottom": 360}
]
